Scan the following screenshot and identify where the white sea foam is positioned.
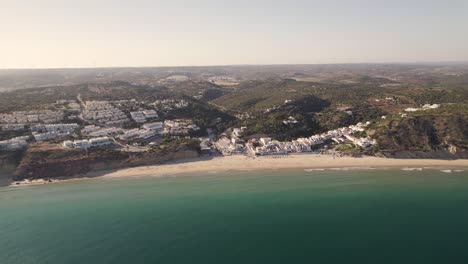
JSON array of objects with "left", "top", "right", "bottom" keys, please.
[
  {"left": 329, "top": 168, "right": 350, "bottom": 171},
  {"left": 304, "top": 169, "right": 325, "bottom": 172},
  {"left": 440, "top": 170, "right": 452, "bottom": 173},
  {"left": 348, "top": 167, "right": 376, "bottom": 170},
  {"left": 326, "top": 167, "right": 376, "bottom": 171},
  {"left": 401, "top": 168, "right": 423, "bottom": 171}
]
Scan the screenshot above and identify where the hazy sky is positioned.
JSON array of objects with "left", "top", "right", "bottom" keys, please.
[{"left": 1, "top": 0, "right": 467, "bottom": 68}]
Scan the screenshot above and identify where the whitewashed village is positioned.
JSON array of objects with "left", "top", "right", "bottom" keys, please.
[{"left": 0, "top": 96, "right": 379, "bottom": 157}]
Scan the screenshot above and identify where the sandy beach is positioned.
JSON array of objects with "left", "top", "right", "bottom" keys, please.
[
  {"left": 8, "top": 154, "right": 468, "bottom": 186},
  {"left": 97, "top": 154, "right": 468, "bottom": 179}
]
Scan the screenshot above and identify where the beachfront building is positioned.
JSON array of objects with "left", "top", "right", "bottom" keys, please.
[
  {"left": 199, "top": 138, "right": 213, "bottom": 155},
  {"left": 214, "top": 137, "right": 245, "bottom": 155}
]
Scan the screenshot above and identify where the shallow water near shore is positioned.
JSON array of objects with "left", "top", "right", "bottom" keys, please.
[{"left": 1, "top": 169, "right": 468, "bottom": 264}]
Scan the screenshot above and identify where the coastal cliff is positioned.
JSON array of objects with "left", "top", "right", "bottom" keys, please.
[
  {"left": 374, "top": 113, "right": 467, "bottom": 159},
  {"left": 0, "top": 151, "right": 24, "bottom": 185},
  {"left": 13, "top": 141, "right": 200, "bottom": 181}
]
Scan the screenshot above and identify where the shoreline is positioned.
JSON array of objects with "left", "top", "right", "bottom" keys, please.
[
  {"left": 98, "top": 155, "right": 468, "bottom": 179},
  {"left": 9, "top": 155, "right": 468, "bottom": 187}
]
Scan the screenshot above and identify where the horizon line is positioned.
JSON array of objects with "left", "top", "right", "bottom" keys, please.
[{"left": 1, "top": 60, "right": 468, "bottom": 71}]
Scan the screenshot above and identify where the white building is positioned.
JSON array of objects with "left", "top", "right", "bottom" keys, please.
[
  {"left": 1, "top": 124, "right": 25, "bottom": 131},
  {"left": 0, "top": 110, "right": 64, "bottom": 124},
  {"left": 0, "top": 136, "right": 29, "bottom": 151},
  {"left": 31, "top": 123, "right": 79, "bottom": 133},
  {"left": 73, "top": 140, "right": 91, "bottom": 149},
  {"left": 405, "top": 108, "right": 419, "bottom": 112},
  {"left": 119, "top": 129, "right": 158, "bottom": 140},
  {"left": 142, "top": 122, "right": 164, "bottom": 131},
  {"left": 143, "top": 110, "right": 159, "bottom": 119},
  {"left": 62, "top": 140, "right": 74, "bottom": 148},
  {"left": 232, "top": 128, "right": 243, "bottom": 137},
  {"left": 89, "top": 137, "right": 113, "bottom": 147},
  {"left": 260, "top": 137, "right": 272, "bottom": 146},
  {"left": 130, "top": 111, "right": 147, "bottom": 123},
  {"left": 63, "top": 137, "right": 113, "bottom": 149},
  {"left": 82, "top": 101, "right": 129, "bottom": 126},
  {"left": 422, "top": 104, "right": 440, "bottom": 109}
]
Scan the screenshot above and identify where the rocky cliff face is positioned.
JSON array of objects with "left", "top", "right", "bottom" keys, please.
[
  {"left": 0, "top": 151, "right": 24, "bottom": 185},
  {"left": 375, "top": 114, "right": 467, "bottom": 159},
  {"left": 14, "top": 142, "right": 200, "bottom": 181}
]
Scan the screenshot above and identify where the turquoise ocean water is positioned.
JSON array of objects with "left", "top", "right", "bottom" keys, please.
[{"left": 0, "top": 169, "right": 467, "bottom": 264}]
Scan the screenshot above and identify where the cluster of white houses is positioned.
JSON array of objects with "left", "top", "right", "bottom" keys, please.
[
  {"left": 0, "top": 96, "right": 380, "bottom": 156},
  {"left": 0, "top": 98, "right": 203, "bottom": 152},
  {"left": 264, "top": 100, "right": 293, "bottom": 114},
  {"left": 283, "top": 116, "right": 299, "bottom": 125},
  {"left": 130, "top": 110, "right": 158, "bottom": 123},
  {"left": 210, "top": 123, "right": 375, "bottom": 156},
  {"left": 405, "top": 104, "right": 440, "bottom": 112},
  {"left": 62, "top": 137, "right": 113, "bottom": 149},
  {"left": 152, "top": 99, "right": 189, "bottom": 111},
  {"left": 81, "top": 125, "right": 123, "bottom": 138},
  {"left": 82, "top": 101, "right": 129, "bottom": 127},
  {"left": 119, "top": 128, "right": 159, "bottom": 141},
  {"left": 214, "top": 137, "right": 246, "bottom": 155},
  {"left": 247, "top": 123, "right": 374, "bottom": 155},
  {"left": 213, "top": 127, "right": 247, "bottom": 155},
  {"left": 0, "top": 110, "right": 64, "bottom": 124},
  {"left": 31, "top": 123, "right": 80, "bottom": 142},
  {"left": 118, "top": 119, "right": 199, "bottom": 141},
  {"left": 31, "top": 123, "right": 80, "bottom": 133},
  {"left": 142, "top": 122, "right": 164, "bottom": 131},
  {"left": 164, "top": 119, "right": 200, "bottom": 134}
]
